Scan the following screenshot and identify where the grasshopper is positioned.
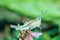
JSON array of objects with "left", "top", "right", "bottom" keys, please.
[{"left": 10, "top": 10, "right": 47, "bottom": 40}]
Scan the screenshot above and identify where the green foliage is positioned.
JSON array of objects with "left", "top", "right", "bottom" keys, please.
[{"left": 0, "top": 0, "right": 59, "bottom": 40}]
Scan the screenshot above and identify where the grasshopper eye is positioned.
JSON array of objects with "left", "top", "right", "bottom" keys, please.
[{"left": 38, "top": 17, "right": 40, "bottom": 19}]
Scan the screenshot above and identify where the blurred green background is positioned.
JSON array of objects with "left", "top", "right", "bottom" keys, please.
[{"left": 0, "top": 0, "right": 60, "bottom": 40}]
